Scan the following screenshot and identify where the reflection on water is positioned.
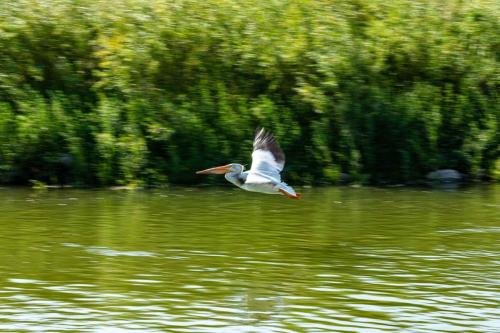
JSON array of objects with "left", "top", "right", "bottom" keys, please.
[{"left": 0, "top": 186, "right": 499, "bottom": 332}]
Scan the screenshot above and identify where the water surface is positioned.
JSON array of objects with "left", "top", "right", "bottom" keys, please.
[{"left": 0, "top": 186, "right": 499, "bottom": 332}]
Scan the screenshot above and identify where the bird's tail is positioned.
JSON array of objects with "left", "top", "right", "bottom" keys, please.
[{"left": 279, "top": 188, "right": 301, "bottom": 199}]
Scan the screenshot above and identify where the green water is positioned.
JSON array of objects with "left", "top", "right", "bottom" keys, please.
[{"left": 0, "top": 186, "right": 498, "bottom": 332}]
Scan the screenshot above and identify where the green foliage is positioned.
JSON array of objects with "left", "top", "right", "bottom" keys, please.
[{"left": 0, "top": 0, "right": 498, "bottom": 186}]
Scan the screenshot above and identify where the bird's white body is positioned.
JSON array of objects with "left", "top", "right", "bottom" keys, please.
[
  {"left": 242, "top": 150, "right": 297, "bottom": 196},
  {"left": 242, "top": 181, "right": 279, "bottom": 194}
]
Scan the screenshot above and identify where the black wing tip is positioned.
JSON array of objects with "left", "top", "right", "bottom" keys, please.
[
  {"left": 253, "top": 127, "right": 273, "bottom": 143},
  {"left": 254, "top": 127, "right": 274, "bottom": 140},
  {"left": 255, "top": 127, "right": 266, "bottom": 137}
]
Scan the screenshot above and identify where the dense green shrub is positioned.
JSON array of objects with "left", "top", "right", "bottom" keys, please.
[{"left": 0, "top": 0, "right": 498, "bottom": 186}]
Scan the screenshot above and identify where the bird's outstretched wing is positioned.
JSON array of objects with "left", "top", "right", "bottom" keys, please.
[{"left": 246, "top": 128, "right": 285, "bottom": 184}]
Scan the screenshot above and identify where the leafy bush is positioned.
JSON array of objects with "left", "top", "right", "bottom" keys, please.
[{"left": 0, "top": 0, "right": 498, "bottom": 185}]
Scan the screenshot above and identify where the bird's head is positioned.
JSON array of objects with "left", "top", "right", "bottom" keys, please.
[{"left": 196, "top": 163, "right": 244, "bottom": 175}]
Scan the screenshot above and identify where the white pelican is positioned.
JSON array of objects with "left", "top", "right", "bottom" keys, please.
[{"left": 196, "top": 128, "right": 301, "bottom": 199}]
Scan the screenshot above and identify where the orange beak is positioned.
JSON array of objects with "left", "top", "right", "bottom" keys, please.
[{"left": 196, "top": 164, "right": 231, "bottom": 175}]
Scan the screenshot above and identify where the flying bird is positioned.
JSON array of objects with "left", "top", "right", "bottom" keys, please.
[{"left": 196, "top": 128, "right": 301, "bottom": 199}]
